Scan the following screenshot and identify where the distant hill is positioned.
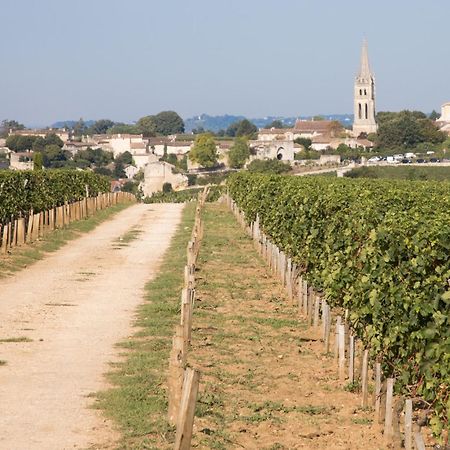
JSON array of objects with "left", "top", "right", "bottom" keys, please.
[
  {"left": 51, "top": 120, "right": 96, "bottom": 129},
  {"left": 184, "top": 114, "right": 353, "bottom": 132},
  {"left": 47, "top": 114, "right": 354, "bottom": 133}
]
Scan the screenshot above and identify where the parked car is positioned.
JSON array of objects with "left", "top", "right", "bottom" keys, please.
[
  {"left": 401, "top": 159, "right": 412, "bottom": 164},
  {"left": 416, "top": 158, "right": 426, "bottom": 163},
  {"left": 430, "top": 158, "right": 440, "bottom": 163},
  {"left": 386, "top": 156, "right": 399, "bottom": 164},
  {"left": 368, "top": 156, "right": 381, "bottom": 163}
]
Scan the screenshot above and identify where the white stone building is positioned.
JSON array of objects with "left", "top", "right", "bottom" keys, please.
[
  {"left": 436, "top": 102, "right": 450, "bottom": 135},
  {"left": 9, "top": 151, "right": 34, "bottom": 170},
  {"left": 141, "top": 161, "right": 188, "bottom": 196}
]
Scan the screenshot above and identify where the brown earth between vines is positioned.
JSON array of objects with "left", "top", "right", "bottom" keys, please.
[{"left": 187, "top": 203, "right": 386, "bottom": 450}]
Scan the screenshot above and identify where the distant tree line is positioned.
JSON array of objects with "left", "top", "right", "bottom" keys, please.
[{"left": 71, "top": 111, "right": 185, "bottom": 137}]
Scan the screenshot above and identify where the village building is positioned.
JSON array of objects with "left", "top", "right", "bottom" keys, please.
[
  {"left": 9, "top": 151, "right": 34, "bottom": 170},
  {"left": 249, "top": 139, "right": 295, "bottom": 161},
  {"left": 436, "top": 102, "right": 450, "bottom": 135},
  {"left": 124, "top": 164, "right": 140, "bottom": 179},
  {"left": 9, "top": 128, "right": 71, "bottom": 142},
  {"left": 141, "top": 160, "right": 188, "bottom": 196},
  {"left": 63, "top": 141, "right": 101, "bottom": 155}
]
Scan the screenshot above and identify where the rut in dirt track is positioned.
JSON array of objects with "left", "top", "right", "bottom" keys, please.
[{"left": 0, "top": 203, "right": 183, "bottom": 450}]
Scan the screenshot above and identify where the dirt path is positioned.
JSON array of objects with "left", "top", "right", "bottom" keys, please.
[{"left": 0, "top": 203, "right": 184, "bottom": 450}]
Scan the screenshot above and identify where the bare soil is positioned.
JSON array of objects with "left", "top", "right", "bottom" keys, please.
[{"left": 0, "top": 203, "right": 183, "bottom": 450}]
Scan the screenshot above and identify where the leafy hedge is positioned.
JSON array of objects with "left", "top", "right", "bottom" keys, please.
[
  {"left": 0, "top": 170, "right": 109, "bottom": 223},
  {"left": 228, "top": 172, "right": 450, "bottom": 435},
  {"left": 143, "top": 186, "right": 223, "bottom": 204}
]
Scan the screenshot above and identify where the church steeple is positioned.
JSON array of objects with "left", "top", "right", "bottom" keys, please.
[
  {"left": 353, "top": 39, "right": 378, "bottom": 136},
  {"left": 358, "top": 38, "right": 371, "bottom": 79}
]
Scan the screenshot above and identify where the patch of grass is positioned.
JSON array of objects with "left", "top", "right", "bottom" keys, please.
[
  {"left": 0, "top": 202, "right": 133, "bottom": 278},
  {"left": 352, "top": 417, "right": 373, "bottom": 425},
  {"left": 0, "top": 336, "right": 33, "bottom": 343},
  {"left": 296, "top": 404, "right": 334, "bottom": 415},
  {"left": 114, "top": 227, "right": 143, "bottom": 246},
  {"left": 344, "top": 380, "right": 361, "bottom": 393},
  {"left": 94, "top": 203, "right": 194, "bottom": 449},
  {"left": 253, "top": 316, "right": 299, "bottom": 329}
]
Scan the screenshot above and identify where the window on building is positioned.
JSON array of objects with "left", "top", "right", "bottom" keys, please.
[
  {"left": 358, "top": 103, "right": 362, "bottom": 119},
  {"left": 365, "top": 104, "right": 368, "bottom": 119}
]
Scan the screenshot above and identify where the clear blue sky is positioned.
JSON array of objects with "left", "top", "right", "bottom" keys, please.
[{"left": 1, "top": 0, "right": 449, "bottom": 126}]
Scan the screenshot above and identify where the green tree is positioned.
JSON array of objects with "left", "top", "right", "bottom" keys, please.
[
  {"left": 0, "top": 119, "right": 25, "bottom": 137},
  {"left": 73, "top": 118, "right": 87, "bottom": 136},
  {"left": 189, "top": 134, "right": 218, "bottom": 168},
  {"left": 94, "top": 167, "right": 113, "bottom": 177},
  {"left": 115, "top": 151, "right": 133, "bottom": 165},
  {"left": 226, "top": 119, "right": 257, "bottom": 137},
  {"left": 42, "top": 144, "right": 69, "bottom": 168},
  {"left": 294, "top": 137, "right": 312, "bottom": 149},
  {"left": 44, "top": 133, "right": 64, "bottom": 148},
  {"left": 152, "top": 111, "right": 184, "bottom": 135},
  {"left": 74, "top": 147, "right": 114, "bottom": 167},
  {"left": 136, "top": 115, "right": 157, "bottom": 137},
  {"left": 228, "top": 137, "right": 250, "bottom": 168},
  {"left": 247, "top": 158, "right": 291, "bottom": 174},
  {"left": 32, "top": 136, "right": 47, "bottom": 152},
  {"left": 6, "top": 135, "right": 36, "bottom": 152},
  {"left": 107, "top": 123, "right": 141, "bottom": 134},
  {"left": 264, "top": 119, "right": 284, "bottom": 129},
  {"left": 33, "top": 152, "right": 44, "bottom": 170},
  {"left": 376, "top": 110, "right": 445, "bottom": 149},
  {"left": 88, "top": 119, "right": 115, "bottom": 135},
  {"left": 114, "top": 161, "right": 126, "bottom": 178},
  {"left": 429, "top": 110, "right": 440, "bottom": 121},
  {"left": 162, "top": 182, "right": 173, "bottom": 193},
  {"left": 237, "top": 119, "right": 257, "bottom": 137}
]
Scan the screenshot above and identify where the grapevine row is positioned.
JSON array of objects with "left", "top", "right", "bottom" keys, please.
[
  {"left": 227, "top": 172, "right": 450, "bottom": 435},
  {"left": 0, "top": 170, "right": 110, "bottom": 224}
]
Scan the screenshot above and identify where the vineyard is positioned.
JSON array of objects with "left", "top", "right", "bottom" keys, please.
[
  {"left": 227, "top": 172, "right": 450, "bottom": 437},
  {"left": 0, "top": 170, "right": 109, "bottom": 224}
]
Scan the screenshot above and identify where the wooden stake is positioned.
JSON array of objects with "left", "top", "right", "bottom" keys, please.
[
  {"left": 321, "top": 298, "right": 326, "bottom": 338},
  {"left": 338, "top": 324, "right": 346, "bottom": 381},
  {"left": 1, "top": 224, "right": 8, "bottom": 254},
  {"left": 168, "top": 325, "right": 187, "bottom": 425},
  {"left": 413, "top": 431, "right": 426, "bottom": 450},
  {"left": 313, "top": 293, "right": 320, "bottom": 327},
  {"left": 374, "top": 362, "right": 382, "bottom": 422},
  {"left": 297, "top": 276, "right": 303, "bottom": 316},
  {"left": 324, "top": 305, "right": 331, "bottom": 353},
  {"left": 174, "top": 368, "right": 200, "bottom": 450},
  {"left": 348, "top": 335, "right": 355, "bottom": 383},
  {"left": 12, "top": 219, "right": 18, "bottom": 247},
  {"left": 302, "top": 279, "right": 308, "bottom": 316},
  {"left": 17, "top": 218, "right": 25, "bottom": 245},
  {"left": 26, "top": 213, "right": 33, "bottom": 243},
  {"left": 307, "top": 287, "right": 314, "bottom": 326},
  {"left": 361, "top": 349, "right": 369, "bottom": 407},
  {"left": 384, "top": 378, "right": 394, "bottom": 440},
  {"left": 334, "top": 315, "right": 341, "bottom": 362},
  {"left": 404, "top": 399, "right": 413, "bottom": 450}
]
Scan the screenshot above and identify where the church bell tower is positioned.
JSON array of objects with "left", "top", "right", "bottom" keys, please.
[{"left": 353, "top": 39, "right": 377, "bottom": 136}]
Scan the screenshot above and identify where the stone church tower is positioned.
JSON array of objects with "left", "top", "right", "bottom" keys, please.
[{"left": 353, "top": 40, "right": 377, "bottom": 136}]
